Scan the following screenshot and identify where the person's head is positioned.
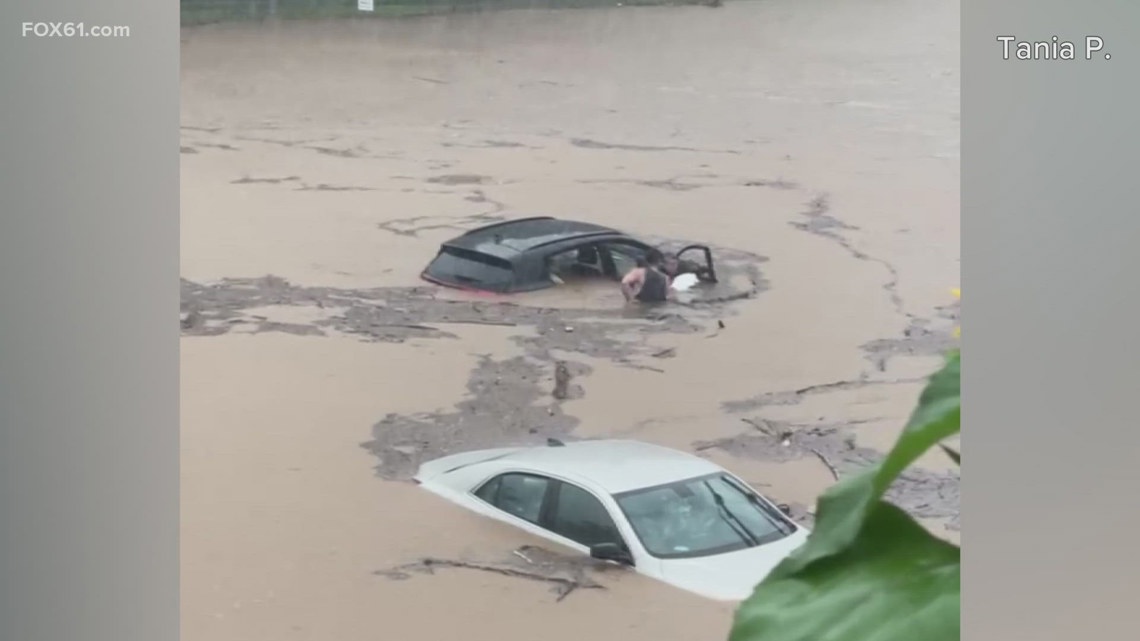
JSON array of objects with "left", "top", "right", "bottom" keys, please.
[
  {"left": 645, "top": 248, "right": 665, "bottom": 268},
  {"left": 635, "top": 256, "right": 651, "bottom": 269},
  {"left": 663, "top": 255, "right": 680, "bottom": 274}
]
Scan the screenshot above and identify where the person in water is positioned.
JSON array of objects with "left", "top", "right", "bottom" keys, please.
[
  {"left": 662, "top": 252, "right": 716, "bottom": 283},
  {"left": 621, "top": 250, "right": 673, "bottom": 303}
]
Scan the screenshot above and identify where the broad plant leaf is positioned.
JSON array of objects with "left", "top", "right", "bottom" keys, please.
[
  {"left": 728, "top": 350, "right": 961, "bottom": 641},
  {"left": 729, "top": 501, "right": 960, "bottom": 641},
  {"left": 772, "top": 351, "right": 960, "bottom": 575}
]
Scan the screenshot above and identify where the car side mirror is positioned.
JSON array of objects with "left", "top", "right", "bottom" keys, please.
[
  {"left": 590, "top": 542, "right": 634, "bottom": 566},
  {"left": 777, "top": 503, "right": 793, "bottom": 517}
]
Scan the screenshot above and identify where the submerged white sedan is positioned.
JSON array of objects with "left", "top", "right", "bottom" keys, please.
[{"left": 413, "top": 439, "right": 810, "bottom": 601}]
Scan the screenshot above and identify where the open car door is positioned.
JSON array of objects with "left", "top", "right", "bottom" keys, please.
[{"left": 673, "top": 245, "right": 717, "bottom": 283}]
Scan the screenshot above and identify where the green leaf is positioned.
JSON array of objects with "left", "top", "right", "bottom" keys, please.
[
  {"left": 771, "top": 351, "right": 960, "bottom": 575},
  {"left": 728, "top": 351, "right": 961, "bottom": 641},
  {"left": 875, "top": 350, "right": 960, "bottom": 493},
  {"left": 729, "top": 502, "right": 960, "bottom": 641}
]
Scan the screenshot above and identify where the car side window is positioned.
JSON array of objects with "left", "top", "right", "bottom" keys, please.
[
  {"left": 474, "top": 475, "right": 502, "bottom": 503},
  {"left": 599, "top": 242, "right": 647, "bottom": 277},
  {"left": 550, "top": 482, "right": 624, "bottom": 547},
  {"left": 548, "top": 244, "right": 605, "bottom": 279},
  {"left": 474, "top": 473, "right": 551, "bottom": 524}
]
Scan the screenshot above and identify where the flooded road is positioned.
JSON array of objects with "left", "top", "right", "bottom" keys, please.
[{"left": 180, "top": 1, "right": 959, "bottom": 639}]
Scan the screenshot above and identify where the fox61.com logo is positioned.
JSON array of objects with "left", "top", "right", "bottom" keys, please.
[{"left": 22, "top": 22, "right": 130, "bottom": 38}]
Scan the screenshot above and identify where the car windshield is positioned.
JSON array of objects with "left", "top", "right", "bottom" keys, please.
[
  {"left": 614, "top": 473, "right": 796, "bottom": 559},
  {"left": 423, "top": 247, "right": 514, "bottom": 291}
]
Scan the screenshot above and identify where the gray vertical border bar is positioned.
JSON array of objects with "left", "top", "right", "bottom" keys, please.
[
  {"left": 966, "top": 1, "right": 1139, "bottom": 639},
  {"left": 0, "top": 2, "right": 179, "bottom": 641}
]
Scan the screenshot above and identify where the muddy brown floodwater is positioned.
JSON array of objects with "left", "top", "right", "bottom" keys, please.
[{"left": 180, "top": 1, "right": 960, "bottom": 639}]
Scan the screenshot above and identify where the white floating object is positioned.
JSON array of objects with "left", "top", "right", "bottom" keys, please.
[{"left": 671, "top": 273, "right": 699, "bottom": 292}]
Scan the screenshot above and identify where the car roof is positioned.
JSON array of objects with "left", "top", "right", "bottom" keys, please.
[
  {"left": 499, "top": 439, "right": 723, "bottom": 495},
  {"left": 442, "top": 217, "right": 633, "bottom": 261}
]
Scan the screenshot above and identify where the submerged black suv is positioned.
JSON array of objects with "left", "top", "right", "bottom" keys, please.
[{"left": 421, "top": 216, "right": 717, "bottom": 294}]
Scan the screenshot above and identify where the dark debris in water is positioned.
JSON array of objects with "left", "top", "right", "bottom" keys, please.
[
  {"left": 361, "top": 355, "right": 582, "bottom": 481},
  {"left": 374, "top": 544, "right": 617, "bottom": 602},
  {"left": 569, "top": 137, "right": 740, "bottom": 155},
  {"left": 721, "top": 376, "right": 925, "bottom": 413},
  {"left": 425, "top": 173, "right": 492, "bottom": 185},
  {"left": 694, "top": 421, "right": 960, "bottom": 529},
  {"left": 860, "top": 319, "right": 958, "bottom": 372}
]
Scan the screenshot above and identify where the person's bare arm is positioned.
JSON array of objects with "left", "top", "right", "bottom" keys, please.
[{"left": 620, "top": 268, "right": 644, "bottom": 302}]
